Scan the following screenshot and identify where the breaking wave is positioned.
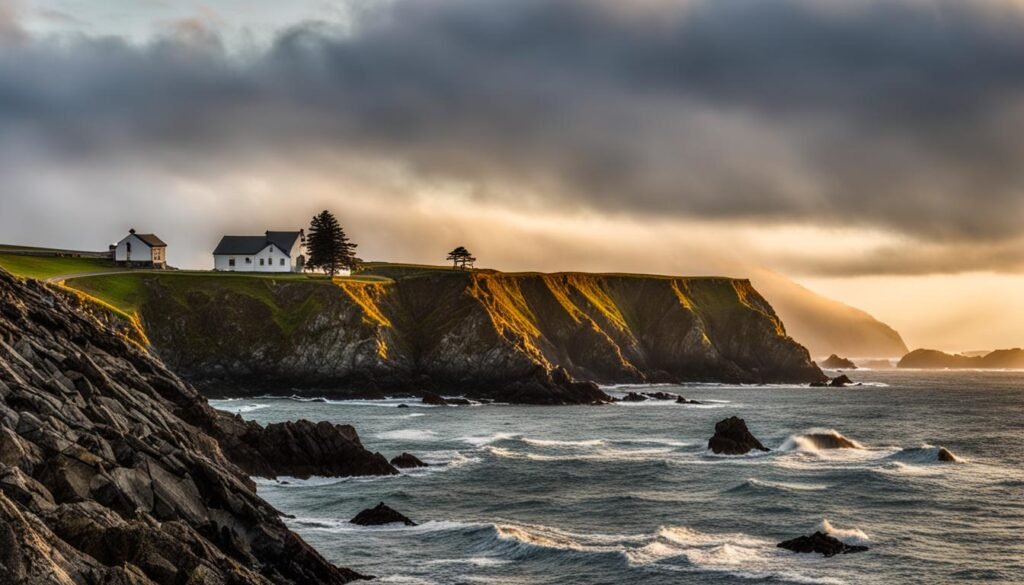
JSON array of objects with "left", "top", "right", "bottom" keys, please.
[
  {"left": 727, "top": 477, "right": 831, "bottom": 493},
  {"left": 779, "top": 429, "right": 866, "bottom": 452},
  {"left": 818, "top": 519, "right": 871, "bottom": 546},
  {"left": 377, "top": 429, "right": 440, "bottom": 441}
]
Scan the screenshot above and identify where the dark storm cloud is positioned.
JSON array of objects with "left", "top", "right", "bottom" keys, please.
[{"left": 3, "top": 0, "right": 1024, "bottom": 260}]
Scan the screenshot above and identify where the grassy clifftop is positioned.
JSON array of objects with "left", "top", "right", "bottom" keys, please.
[{"left": 58, "top": 265, "right": 823, "bottom": 399}]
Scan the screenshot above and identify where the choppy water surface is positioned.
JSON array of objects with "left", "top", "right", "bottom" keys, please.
[{"left": 212, "top": 370, "right": 1024, "bottom": 584}]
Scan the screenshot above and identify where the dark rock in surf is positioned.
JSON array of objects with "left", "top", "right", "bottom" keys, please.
[
  {"left": 777, "top": 531, "right": 868, "bottom": 556},
  {"left": 643, "top": 391, "right": 677, "bottom": 400},
  {"left": 707, "top": 417, "right": 770, "bottom": 455},
  {"left": 390, "top": 453, "right": 428, "bottom": 468},
  {"left": 422, "top": 391, "right": 449, "bottom": 406},
  {"left": 397, "top": 404, "right": 409, "bottom": 408},
  {"left": 213, "top": 418, "right": 399, "bottom": 479},
  {"left": 675, "top": 396, "right": 702, "bottom": 404},
  {"left": 829, "top": 374, "right": 853, "bottom": 387},
  {"left": 421, "top": 391, "right": 472, "bottom": 406},
  {"left": 809, "top": 381, "right": 828, "bottom": 387},
  {"left": 937, "top": 447, "right": 960, "bottom": 462},
  {"left": 620, "top": 392, "right": 649, "bottom": 402},
  {"left": 821, "top": 354, "right": 858, "bottom": 369},
  {"left": 350, "top": 502, "right": 417, "bottom": 526}
]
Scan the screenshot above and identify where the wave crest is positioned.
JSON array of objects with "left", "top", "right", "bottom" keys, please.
[
  {"left": 780, "top": 429, "right": 865, "bottom": 452},
  {"left": 818, "top": 519, "right": 871, "bottom": 546}
]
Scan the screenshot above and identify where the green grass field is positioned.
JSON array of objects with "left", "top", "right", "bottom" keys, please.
[
  {"left": 358, "top": 261, "right": 465, "bottom": 281},
  {"left": 65, "top": 270, "right": 391, "bottom": 330},
  {"left": 0, "top": 253, "right": 119, "bottom": 280}
]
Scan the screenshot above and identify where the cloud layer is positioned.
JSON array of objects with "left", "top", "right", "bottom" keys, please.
[{"left": 2, "top": 0, "right": 1024, "bottom": 274}]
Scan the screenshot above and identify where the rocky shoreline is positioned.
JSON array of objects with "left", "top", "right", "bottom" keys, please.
[{"left": 0, "top": 269, "right": 394, "bottom": 583}]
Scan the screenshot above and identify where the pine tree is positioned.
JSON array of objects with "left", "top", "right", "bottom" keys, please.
[
  {"left": 306, "top": 210, "right": 359, "bottom": 277},
  {"left": 446, "top": 246, "right": 476, "bottom": 270}
]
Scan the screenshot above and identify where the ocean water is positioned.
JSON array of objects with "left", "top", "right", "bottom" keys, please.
[{"left": 211, "top": 370, "right": 1024, "bottom": 585}]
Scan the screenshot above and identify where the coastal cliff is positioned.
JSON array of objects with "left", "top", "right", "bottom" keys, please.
[
  {"left": 898, "top": 348, "right": 1024, "bottom": 369},
  {"left": 69, "top": 269, "right": 825, "bottom": 401},
  {"left": 0, "top": 268, "right": 394, "bottom": 583}
]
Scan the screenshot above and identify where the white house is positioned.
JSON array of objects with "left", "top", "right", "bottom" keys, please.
[
  {"left": 113, "top": 229, "right": 167, "bottom": 268},
  {"left": 212, "top": 230, "right": 318, "bottom": 273}
]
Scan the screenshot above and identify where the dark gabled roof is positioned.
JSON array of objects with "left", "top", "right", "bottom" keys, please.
[
  {"left": 265, "top": 231, "right": 302, "bottom": 254},
  {"left": 212, "top": 236, "right": 275, "bottom": 255},
  {"left": 212, "top": 231, "right": 301, "bottom": 256},
  {"left": 134, "top": 234, "right": 166, "bottom": 247}
]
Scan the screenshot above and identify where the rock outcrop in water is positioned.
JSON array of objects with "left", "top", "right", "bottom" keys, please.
[
  {"left": 69, "top": 270, "right": 825, "bottom": 404},
  {"left": 0, "top": 268, "right": 385, "bottom": 583},
  {"left": 390, "top": 453, "right": 428, "bottom": 468},
  {"left": 821, "top": 354, "right": 857, "bottom": 369},
  {"left": 211, "top": 418, "right": 398, "bottom": 479},
  {"left": 829, "top": 374, "right": 854, "bottom": 387},
  {"left": 350, "top": 502, "right": 417, "bottom": 526},
  {"left": 708, "top": 417, "right": 770, "bottom": 455},
  {"left": 619, "top": 392, "right": 649, "bottom": 402},
  {"left": 777, "top": 532, "right": 869, "bottom": 556}
]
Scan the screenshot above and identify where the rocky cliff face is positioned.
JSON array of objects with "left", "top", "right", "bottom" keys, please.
[
  {"left": 121, "top": 270, "right": 824, "bottom": 400},
  {"left": 0, "top": 269, "right": 394, "bottom": 583}
]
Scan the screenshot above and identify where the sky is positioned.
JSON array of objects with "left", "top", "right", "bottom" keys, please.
[{"left": 1, "top": 0, "right": 1023, "bottom": 352}]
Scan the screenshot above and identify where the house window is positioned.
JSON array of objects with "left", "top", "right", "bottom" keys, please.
[
  {"left": 260, "top": 259, "right": 265, "bottom": 266},
  {"left": 228, "top": 258, "right": 235, "bottom": 267},
  {"left": 280, "top": 258, "right": 285, "bottom": 266},
  {"left": 245, "top": 257, "right": 252, "bottom": 264}
]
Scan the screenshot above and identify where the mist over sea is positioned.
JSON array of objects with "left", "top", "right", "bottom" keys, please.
[{"left": 212, "top": 370, "right": 1024, "bottom": 584}]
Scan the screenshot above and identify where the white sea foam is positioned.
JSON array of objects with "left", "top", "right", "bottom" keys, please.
[
  {"left": 487, "top": 445, "right": 675, "bottom": 462},
  {"left": 778, "top": 429, "right": 866, "bottom": 452},
  {"left": 254, "top": 475, "right": 391, "bottom": 489},
  {"left": 289, "top": 517, "right": 482, "bottom": 534},
  {"left": 493, "top": 522, "right": 637, "bottom": 554},
  {"left": 376, "top": 576, "right": 440, "bottom": 585},
  {"left": 614, "top": 438, "right": 693, "bottom": 448},
  {"left": 626, "top": 526, "right": 846, "bottom": 585},
  {"left": 329, "top": 399, "right": 439, "bottom": 408},
  {"left": 423, "top": 557, "right": 510, "bottom": 567},
  {"left": 739, "top": 478, "right": 830, "bottom": 492},
  {"left": 460, "top": 432, "right": 517, "bottom": 447},
  {"left": 213, "top": 403, "right": 270, "bottom": 414},
  {"left": 521, "top": 437, "right": 607, "bottom": 448},
  {"left": 376, "top": 429, "right": 439, "bottom": 441},
  {"left": 818, "top": 519, "right": 871, "bottom": 546},
  {"left": 407, "top": 450, "right": 482, "bottom": 471}
]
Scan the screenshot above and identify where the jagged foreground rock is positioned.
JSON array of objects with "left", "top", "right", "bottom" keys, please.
[
  {"left": 98, "top": 271, "right": 825, "bottom": 401},
  {"left": 0, "top": 269, "right": 393, "bottom": 583}
]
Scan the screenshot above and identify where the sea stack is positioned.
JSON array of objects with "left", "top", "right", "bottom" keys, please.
[
  {"left": 708, "top": 417, "right": 770, "bottom": 455},
  {"left": 350, "top": 502, "right": 417, "bottom": 526}
]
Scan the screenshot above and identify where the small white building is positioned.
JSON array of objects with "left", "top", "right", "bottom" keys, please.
[
  {"left": 212, "top": 230, "right": 314, "bottom": 273},
  {"left": 113, "top": 229, "right": 167, "bottom": 268}
]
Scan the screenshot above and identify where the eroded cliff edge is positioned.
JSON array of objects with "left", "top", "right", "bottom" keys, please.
[
  {"left": 0, "top": 269, "right": 394, "bottom": 583},
  {"left": 78, "top": 270, "right": 826, "bottom": 401}
]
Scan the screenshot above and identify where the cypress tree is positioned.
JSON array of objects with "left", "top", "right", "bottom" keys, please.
[{"left": 306, "top": 210, "right": 359, "bottom": 277}]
